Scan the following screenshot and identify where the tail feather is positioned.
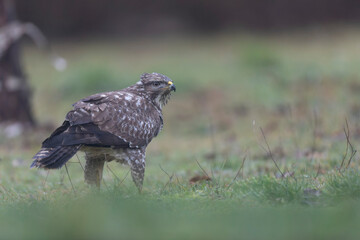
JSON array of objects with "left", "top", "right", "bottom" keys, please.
[
  {"left": 31, "top": 145, "right": 81, "bottom": 169},
  {"left": 35, "top": 147, "right": 72, "bottom": 167}
]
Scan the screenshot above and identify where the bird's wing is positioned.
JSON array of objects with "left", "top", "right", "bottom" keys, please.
[
  {"left": 64, "top": 91, "right": 163, "bottom": 148},
  {"left": 42, "top": 120, "right": 130, "bottom": 148}
]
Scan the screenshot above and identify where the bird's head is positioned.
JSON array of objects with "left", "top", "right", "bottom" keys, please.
[{"left": 138, "top": 72, "right": 176, "bottom": 109}]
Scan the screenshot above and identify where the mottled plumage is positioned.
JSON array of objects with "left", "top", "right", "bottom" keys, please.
[{"left": 31, "top": 72, "right": 176, "bottom": 190}]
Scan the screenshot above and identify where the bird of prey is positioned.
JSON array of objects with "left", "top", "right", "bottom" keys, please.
[{"left": 31, "top": 72, "right": 176, "bottom": 191}]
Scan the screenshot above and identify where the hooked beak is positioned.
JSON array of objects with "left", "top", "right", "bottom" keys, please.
[{"left": 168, "top": 81, "right": 176, "bottom": 92}]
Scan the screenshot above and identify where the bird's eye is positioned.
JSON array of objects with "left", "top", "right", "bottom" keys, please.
[{"left": 152, "top": 82, "right": 161, "bottom": 87}]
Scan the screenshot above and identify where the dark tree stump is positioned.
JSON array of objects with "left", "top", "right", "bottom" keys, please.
[{"left": 0, "top": 0, "right": 35, "bottom": 125}]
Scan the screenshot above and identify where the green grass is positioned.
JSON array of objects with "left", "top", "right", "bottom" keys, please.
[
  {"left": 1, "top": 27, "right": 360, "bottom": 239},
  {"left": 1, "top": 170, "right": 360, "bottom": 239}
]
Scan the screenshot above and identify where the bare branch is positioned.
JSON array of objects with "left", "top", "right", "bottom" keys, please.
[
  {"left": 345, "top": 119, "right": 357, "bottom": 169},
  {"left": 42, "top": 170, "right": 50, "bottom": 189},
  {"left": 338, "top": 119, "right": 357, "bottom": 172},
  {"left": 106, "top": 164, "right": 121, "bottom": 182},
  {"left": 159, "top": 164, "right": 171, "bottom": 179},
  {"left": 159, "top": 164, "right": 174, "bottom": 193},
  {"left": 75, "top": 154, "right": 85, "bottom": 172},
  {"left": 227, "top": 154, "right": 247, "bottom": 188},
  {"left": 64, "top": 164, "right": 76, "bottom": 194},
  {"left": 346, "top": 150, "right": 357, "bottom": 169},
  {"left": 339, "top": 120, "right": 350, "bottom": 171},
  {"left": 119, "top": 169, "right": 130, "bottom": 185},
  {"left": 195, "top": 159, "right": 210, "bottom": 178},
  {"left": 259, "top": 127, "right": 284, "bottom": 178},
  {"left": 0, "top": 22, "right": 49, "bottom": 59}
]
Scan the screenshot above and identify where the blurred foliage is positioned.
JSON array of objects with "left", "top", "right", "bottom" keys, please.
[
  {"left": 325, "top": 170, "right": 360, "bottom": 202},
  {"left": 240, "top": 44, "right": 281, "bottom": 69},
  {"left": 57, "top": 65, "right": 121, "bottom": 98}
]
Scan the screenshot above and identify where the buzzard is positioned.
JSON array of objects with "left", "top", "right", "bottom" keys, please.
[{"left": 31, "top": 72, "right": 176, "bottom": 191}]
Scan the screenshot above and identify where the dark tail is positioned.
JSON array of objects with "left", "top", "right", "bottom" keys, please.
[{"left": 31, "top": 145, "right": 81, "bottom": 169}]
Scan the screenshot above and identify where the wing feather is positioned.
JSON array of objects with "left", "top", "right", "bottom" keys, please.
[{"left": 65, "top": 91, "right": 163, "bottom": 148}]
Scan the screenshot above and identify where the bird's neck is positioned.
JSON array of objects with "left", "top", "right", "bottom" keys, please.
[{"left": 122, "top": 83, "right": 170, "bottom": 111}]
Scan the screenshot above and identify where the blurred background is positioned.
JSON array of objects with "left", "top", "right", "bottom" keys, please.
[
  {"left": 1, "top": 0, "right": 360, "bottom": 191},
  {"left": 1, "top": 1, "right": 360, "bottom": 238},
  {"left": 3, "top": 0, "right": 360, "bottom": 128}
]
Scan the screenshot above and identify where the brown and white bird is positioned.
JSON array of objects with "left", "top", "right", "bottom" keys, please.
[{"left": 31, "top": 72, "right": 176, "bottom": 191}]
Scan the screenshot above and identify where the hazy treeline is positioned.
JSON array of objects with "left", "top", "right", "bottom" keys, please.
[{"left": 16, "top": 0, "right": 360, "bottom": 37}]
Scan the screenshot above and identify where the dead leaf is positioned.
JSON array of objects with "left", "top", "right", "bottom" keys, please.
[{"left": 189, "top": 175, "right": 212, "bottom": 184}]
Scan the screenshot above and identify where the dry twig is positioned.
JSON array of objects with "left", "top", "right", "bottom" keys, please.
[
  {"left": 259, "top": 127, "right": 284, "bottom": 178},
  {"left": 75, "top": 154, "right": 85, "bottom": 172},
  {"left": 227, "top": 154, "right": 247, "bottom": 188},
  {"left": 42, "top": 170, "right": 50, "bottom": 189},
  {"left": 195, "top": 159, "right": 211, "bottom": 178},
  {"left": 64, "top": 163, "right": 76, "bottom": 194},
  {"left": 339, "top": 119, "right": 357, "bottom": 172},
  {"left": 159, "top": 164, "right": 174, "bottom": 193},
  {"left": 106, "top": 164, "right": 121, "bottom": 182}
]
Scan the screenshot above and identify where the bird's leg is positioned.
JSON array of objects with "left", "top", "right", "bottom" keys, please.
[
  {"left": 130, "top": 160, "right": 145, "bottom": 193},
  {"left": 84, "top": 154, "right": 105, "bottom": 188}
]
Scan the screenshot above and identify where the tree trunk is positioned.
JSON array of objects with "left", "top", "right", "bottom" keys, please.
[{"left": 0, "top": 0, "right": 35, "bottom": 125}]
